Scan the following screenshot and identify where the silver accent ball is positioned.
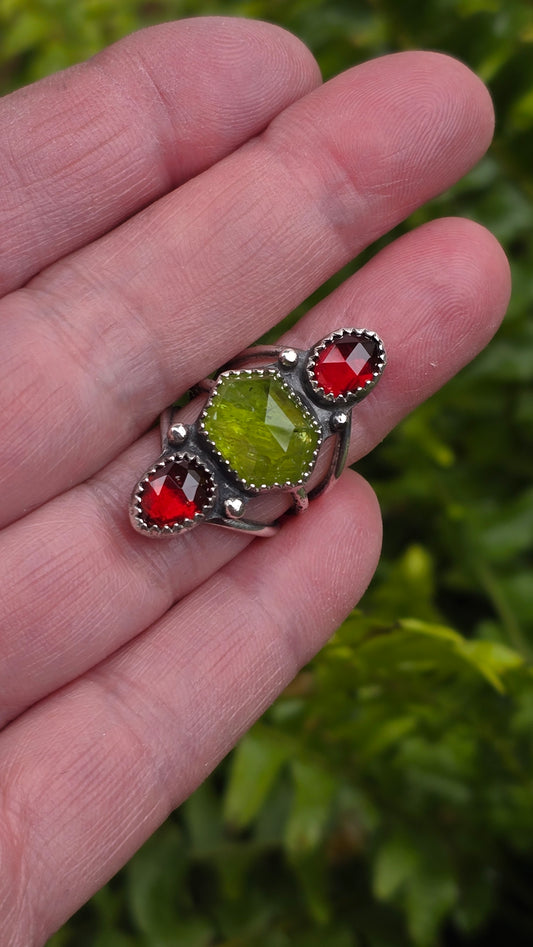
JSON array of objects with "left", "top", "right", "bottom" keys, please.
[
  {"left": 168, "top": 422, "right": 188, "bottom": 444},
  {"left": 278, "top": 348, "right": 298, "bottom": 368},
  {"left": 225, "top": 497, "right": 246, "bottom": 519},
  {"left": 331, "top": 411, "right": 349, "bottom": 431}
]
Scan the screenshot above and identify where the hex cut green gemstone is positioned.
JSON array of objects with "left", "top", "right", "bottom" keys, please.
[{"left": 201, "top": 371, "right": 320, "bottom": 488}]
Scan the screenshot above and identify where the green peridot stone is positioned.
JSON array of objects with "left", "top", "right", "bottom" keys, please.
[{"left": 201, "top": 370, "right": 321, "bottom": 488}]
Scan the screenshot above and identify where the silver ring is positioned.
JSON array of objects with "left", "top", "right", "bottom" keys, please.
[{"left": 130, "top": 328, "right": 386, "bottom": 538}]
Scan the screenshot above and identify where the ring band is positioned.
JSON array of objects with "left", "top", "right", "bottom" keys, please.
[{"left": 130, "top": 328, "right": 386, "bottom": 538}]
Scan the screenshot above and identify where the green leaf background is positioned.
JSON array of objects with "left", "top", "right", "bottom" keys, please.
[{"left": 2, "top": 0, "right": 531, "bottom": 944}]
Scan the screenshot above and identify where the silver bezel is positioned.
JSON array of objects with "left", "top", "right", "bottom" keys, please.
[
  {"left": 306, "top": 328, "right": 386, "bottom": 406},
  {"left": 130, "top": 451, "right": 217, "bottom": 536},
  {"left": 199, "top": 368, "right": 322, "bottom": 493}
]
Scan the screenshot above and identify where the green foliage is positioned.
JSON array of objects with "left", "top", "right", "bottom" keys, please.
[
  {"left": 47, "top": 617, "right": 533, "bottom": 946},
  {"left": 5, "top": 0, "right": 531, "bottom": 945}
]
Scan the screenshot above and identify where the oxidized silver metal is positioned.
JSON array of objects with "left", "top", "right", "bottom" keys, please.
[{"left": 130, "top": 328, "right": 386, "bottom": 538}]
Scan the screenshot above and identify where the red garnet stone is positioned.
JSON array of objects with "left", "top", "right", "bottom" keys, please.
[
  {"left": 314, "top": 335, "right": 380, "bottom": 398},
  {"left": 140, "top": 458, "right": 213, "bottom": 528}
]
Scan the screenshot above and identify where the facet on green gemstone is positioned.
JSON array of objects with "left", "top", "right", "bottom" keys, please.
[{"left": 201, "top": 370, "right": 321, "bottom": 488}]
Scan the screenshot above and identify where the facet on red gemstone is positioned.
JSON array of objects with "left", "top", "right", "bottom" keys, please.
[
  {"left": 313, "top": 335, "right": 381, "bottom": 398},
  {"left": 139, "top": 457, "right": 213, "bottom": 528}
]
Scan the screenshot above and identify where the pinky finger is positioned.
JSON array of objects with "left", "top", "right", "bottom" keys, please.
[{"left": 0, "top": 470, "right": 381, "bottom": 945}]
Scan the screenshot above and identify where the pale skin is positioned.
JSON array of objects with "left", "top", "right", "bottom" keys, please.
[{"left": 0, "top": 17, "right": 511, "bottom": 945}]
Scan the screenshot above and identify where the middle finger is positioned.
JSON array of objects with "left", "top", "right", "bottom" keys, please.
[{"left": 0, "top": 52, "right": 493, "bottom": 525}]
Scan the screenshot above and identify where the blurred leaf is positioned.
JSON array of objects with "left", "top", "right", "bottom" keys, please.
[
  {"left": 224, "top": 726, "right": 291, "bottom": 829},
  {"left": 453, "top": 867, "right": 494, "bottom": 934},
  {"left": 285, "top": 759, "right": 336, "bottom": 854},
  {"left": 477, "top": 487, "right": 533, "bottom": 561},
  {"left": 289, "top": 850, "right": 330, "bottom": 926},
  {"left": 181, "top": 779, "right": 223, "bottom": 856},
  {"left": 396, "top": 619, "right": 523, "bottom": 691},
  {"left": 89, "top": 934, "right": 137, "bottom": 947},
  {"left": 510, "top": 85, "right": 533, "bottom": 130},
  {"left": 373, "top": 833, "right": 420, "bottom": 900},
  {"left": 405, "top": 863, "right": 458, "bottom": 947},
  {"left": 456, "top": 638, "right": 524, "bottom": 691},
  {"left": 45, "top": 931, "right": 70, "bottom": 947},
  {"left": 126, "top": 823, "right": 214, "bottom": 947},
  {"left": 1, "top": 11, "right": 51, "bottom": 57},
  {"left": 396, "top": 618, "right": 463, "bottom": 645}
]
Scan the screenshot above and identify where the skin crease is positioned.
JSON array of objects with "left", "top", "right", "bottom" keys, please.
[{"left": 0, "top": 17, "right": 510, "bottom": 947}]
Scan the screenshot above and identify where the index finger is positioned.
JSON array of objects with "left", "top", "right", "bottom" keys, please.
[{"left": 0, "top": 18, "right": 320, "bottom": 294}]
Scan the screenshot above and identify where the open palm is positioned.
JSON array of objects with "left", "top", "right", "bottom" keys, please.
[{"left": 0, "top": 18, "right": 510, "bottom": 945}]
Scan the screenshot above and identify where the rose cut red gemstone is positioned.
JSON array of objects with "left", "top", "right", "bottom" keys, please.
[
  {"left": 314, "top": 336, "right": 380, "bottom": 397},
  {"left": 140, "top": 458, "right": 212, "bottom": 527}
]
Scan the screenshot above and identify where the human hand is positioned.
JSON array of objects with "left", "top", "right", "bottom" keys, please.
[{"left": 0, "top": 18, "right": 510, "bottom": 944}]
